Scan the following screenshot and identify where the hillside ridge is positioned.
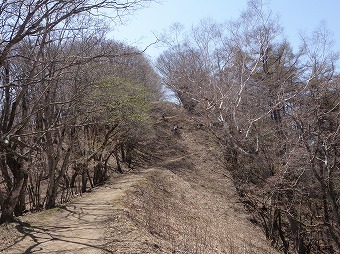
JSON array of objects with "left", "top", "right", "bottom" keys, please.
[{"left": 0, "top": 102, "right": 278, "bottom": 254}]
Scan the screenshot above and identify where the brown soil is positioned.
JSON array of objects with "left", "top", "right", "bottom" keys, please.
[{"left": 0, "top": 102, "right": 278, "bottom": 254}]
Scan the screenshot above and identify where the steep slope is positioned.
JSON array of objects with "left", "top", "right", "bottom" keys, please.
[{"left": 0, "top": 102, "right": 278, "bottom": 254}]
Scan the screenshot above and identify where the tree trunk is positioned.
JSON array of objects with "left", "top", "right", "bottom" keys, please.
[
  {"left": 114, "top": 149, "right": 123, "bottom": 173},
  {"left": 0, "top": 157, "right": 13, "bottom": 191},
  {"left": 0, "top": 189, "right": 4, "bottom": 209},
  {"left": 45, "top": 181, "right": 56, "bottom": 209},
  {"left": 14, "top": 172, "right": 28, "bottom": 216},
  {"left": 120, "top": 144, "right": 126, "bottom": 162},
  {"left": 45, "top": 147, "right": 71, "bottom": 209},
  {"left": 0, "top": 156, "right": 27, "bottom": 223},
  {"left": 45, "top": 154, "right": 57, "bottom": 209},
  {"left": 82, "top": 169, "right": 87, "bottom": 193},
  {"left": 104, "top": 150, "right": 115, "bottom": 176}
]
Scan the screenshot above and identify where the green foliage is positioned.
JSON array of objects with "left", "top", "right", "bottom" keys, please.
[{"left": 93, "top": 76, "right": 152, "bottom": 126}]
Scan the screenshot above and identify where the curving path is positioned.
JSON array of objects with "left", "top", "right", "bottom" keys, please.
[{"left": 1, "top": 103, "right": 279, "bottom": 254}]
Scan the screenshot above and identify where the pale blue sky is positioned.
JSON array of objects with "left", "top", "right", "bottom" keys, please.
[{"left": 111, "top": 0, "right": 340, "bottom": 61}]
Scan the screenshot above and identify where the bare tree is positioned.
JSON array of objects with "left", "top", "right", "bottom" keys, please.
[
  {"left": 157, "top": 1, "right": 339, "bottom": 252},
  {"left": 0, "top": 0, "right": 156, "bottom": 223}
]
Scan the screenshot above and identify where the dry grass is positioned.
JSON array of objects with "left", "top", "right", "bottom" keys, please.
[
  {"left": 121, "top": 102, "right": 278, "bottom": 253},
  {"left": 125, "top": 168, "right": 277, "bottom": 254},
  {"left": 0, "top": 102, "right": 279, "bottom": 253},
  {"left": 127, "top": 170, "right": 218, "bottom": 253}
]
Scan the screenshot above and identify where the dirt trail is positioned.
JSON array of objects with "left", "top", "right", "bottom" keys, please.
[
  {"left": 122, "top": 105, "right": 278, "bottom": 253},
  {"left": 1, "top": 172, "right": 148, "bottom": 254},
  {"left": 0, "top": 103, "right": 278, "bottom": 254}
]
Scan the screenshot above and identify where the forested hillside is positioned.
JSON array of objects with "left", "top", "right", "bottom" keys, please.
[
  {"left": 1, "top": 102, "right": 279, "bottom": 253},
  {"left": 156, "top": 1, "right": 339, "bottom": 253},
  {"left": 0, "top": 0, "right": 160, "bottom": 223},
  {"left": 0, "top": 1, "right": 339, "bottom": 254}
]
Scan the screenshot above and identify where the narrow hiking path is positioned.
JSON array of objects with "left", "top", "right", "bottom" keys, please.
[
  {"left": 122, "top": 104, "right": 278, "bottom": 253},
  {"left": 1, "top": 172, "right": 149, "bottom": 253},
  {"left": 0, "top": 102, "right": 278, "bottom": 254}
]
